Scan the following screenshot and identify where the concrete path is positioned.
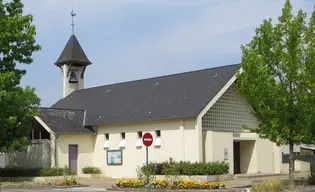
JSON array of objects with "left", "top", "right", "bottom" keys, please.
[
  {"left": 78, "top": 177, "right": 116, "bottom": 188},
  {"left": 0, "top": 188, "right": 107, "bottom": 192},
  {"left": 0, "top": 172, "right": 312, "bottom": 192},
  {"left": 76, "top": 172, "right": 311, "bottom": 189}
]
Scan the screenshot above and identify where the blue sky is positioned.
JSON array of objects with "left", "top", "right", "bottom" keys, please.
[{"left": 15, "top": 0, "right": 314, "bottom": 107}]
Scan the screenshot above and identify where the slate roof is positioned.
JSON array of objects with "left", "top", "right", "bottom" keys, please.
[
  {"left": 54, "top": 35, "right": 92, "bottom": 66},
  {"left": 38, "top": 107, "right": 94, "bottom": 134},
  {"left": 52, "top": 63, "right": 241, "bottom": 126}
]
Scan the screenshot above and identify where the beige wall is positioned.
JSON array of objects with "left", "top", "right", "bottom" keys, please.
[
  {"left": 56, "top": 135, "right": 94, "bottom": 174},
  {"left": 203, "top": 131, "right": 281, "bottom": 174},
  {"left": 240, "top": 140, "right": 257, "bottom": 174},
  {"left": 94, "top": 119, "right": 197, "bottom": 178},
  {"left": 256, "top": 137, "right": 274, "bottom": 173},
  {"left": 203, "top": 131, "right": 234, "bottom": 174}
]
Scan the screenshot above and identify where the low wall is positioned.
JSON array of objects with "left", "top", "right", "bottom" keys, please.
[
  {"left": 78, "top": 174, "right": 107, "bottom": 179},
  {"left": 281, "top": 160, "right": 310, "bottom": 174},
  {"left": 0, "top": 154, "right": 5, "bottom": 168},
  {"left": 154, "top": 174, "right": 233, "bottom": 182},
  {"left": 5, "top": 139, "right": 51, "bottom": 169},
  {"left": 0, "top": 176, "right": 74, "bottom": 183}
]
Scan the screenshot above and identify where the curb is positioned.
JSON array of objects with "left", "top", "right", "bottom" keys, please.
[
  {"left": 106, "top": 188, "right": 236, "bottom": 192},
  {"left": 0, "top": 184, "right": 90, "bottom": 189},
  {"left": 234, "top": 174, "right": 285, "bottom": 179}
]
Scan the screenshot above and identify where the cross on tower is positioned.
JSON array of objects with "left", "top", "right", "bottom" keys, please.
[{"left": 71, "top": 6, "right": 76, "bottom": 35}]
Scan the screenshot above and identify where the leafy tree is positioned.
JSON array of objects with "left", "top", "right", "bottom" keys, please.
[
  {"left": 0, "top": 0, "right": 41, "bottom": 153},
  {"left": 236, "top": 0, "right": 315, "bottom": 188}
]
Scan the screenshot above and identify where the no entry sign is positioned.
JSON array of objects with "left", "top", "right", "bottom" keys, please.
[{"left": 142, "top": 132, "right": 153, "bottom": 147}]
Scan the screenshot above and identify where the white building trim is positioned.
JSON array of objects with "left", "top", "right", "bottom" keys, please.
[
  {"left": 197, "top": 69, "right": 242, "bottom": 120},
  {"left": 195, "top": 68, "right": 243, "bottom": 163},
  {"left": 34, "top": 116, "right": 57, "bottom": 167},
  {"left": 34, "top": 116, "right": 55, "bottom": 135}
]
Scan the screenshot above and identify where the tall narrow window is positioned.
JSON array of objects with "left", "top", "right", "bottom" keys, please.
[
  {"left": 136, "top": 131, "right": 143, "bottom": 147},
  {"left": 121, "top": 132, "right": 126, "bottom": 139},
  {"left": 154, "top": 130, "right": 161, "bottom": 147},
  {"left": 155, "top": 130, "right": 161, "bottom": 137},
  {"left": 119, "top": 132, "right": 126, "bottom": 148},
  {"left": 104, "top": 133, "right": 110, "bottom": 149}
]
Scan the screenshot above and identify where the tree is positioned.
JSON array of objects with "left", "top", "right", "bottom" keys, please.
[
  {"left": 0, "top": 0, "right": 41, "bottom": 153},
  {"left": 236, "top": 0, "right": 315, "bottom": 188}
]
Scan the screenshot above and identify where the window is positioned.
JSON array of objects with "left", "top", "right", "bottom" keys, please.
[
  {"left": 136, "top": 131, "right": 143, "bottom": 147},
  {"left": 155, "top": 130, "right": 161, "bottom": 137},
  {"left": 104, "top": 133, "right": 110, "bottom": 149},
  {"left": 119, "top": 132, "right": 126, "bottom": 148},
  {"left": 154, "top": 130, "right": 161, "bottom": 147},
  {"left": 121, "top": 132, "right": 126, "bottom": 139}
]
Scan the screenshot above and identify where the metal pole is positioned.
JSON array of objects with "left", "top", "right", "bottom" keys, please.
[{"left": 146, "top": 146, "right": 149, "bottom": 185}]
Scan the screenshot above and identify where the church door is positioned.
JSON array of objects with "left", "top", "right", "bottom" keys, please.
[{"left": 69, "top": 145, "right": 78, "bottom": 174}]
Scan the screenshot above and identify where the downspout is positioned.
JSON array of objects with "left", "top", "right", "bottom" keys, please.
[{"left": 55, "top": 134, "right": 59, "bottom": 167}]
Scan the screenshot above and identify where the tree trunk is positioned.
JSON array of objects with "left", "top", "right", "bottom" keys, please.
[{"left": 288, "top": 141, "right": 295, "bottom": 189}]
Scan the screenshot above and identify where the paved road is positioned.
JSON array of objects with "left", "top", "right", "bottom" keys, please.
[{"left": 0, "top": 187, "right": 107, "bottom": 192}]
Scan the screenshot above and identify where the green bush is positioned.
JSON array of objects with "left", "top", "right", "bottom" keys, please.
[
  {"left": 82, "top": 166, "right": 101, "bottom": 174},
  {"left": 139, "top": 158, "right": 229, "bottom": 176},
  {"left": 0, "top": 166, "right": 74, "bottom": 177},
  {"left": 40, "top": 167, "right": 74, "bottom": 177},
  {"left": 0, "top": 168, "right": 42, "bottom": 177},
  {"left": 252, "top": 180, "right": 283, "bottom": 192},
  {"left": 307, "top": 172, "right": 315, "bottom": 185}
]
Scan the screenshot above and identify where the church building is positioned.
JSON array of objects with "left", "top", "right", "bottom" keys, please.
[{"left": 29, "top": 33, "right": 282, "bottom": 178}]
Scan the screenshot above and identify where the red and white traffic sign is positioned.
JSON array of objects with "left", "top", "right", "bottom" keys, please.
[{"left": 142, "top": 132, "right": 153, "bottom": 147}]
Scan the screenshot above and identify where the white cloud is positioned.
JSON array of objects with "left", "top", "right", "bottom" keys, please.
[
  {"left": 106, "top": 0, "right": 313, "bottom": 66},
  {"left": 12, "top": 0, "right": 315, "bottom": 106}
]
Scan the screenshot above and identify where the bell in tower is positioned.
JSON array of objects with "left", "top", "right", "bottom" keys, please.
[
  {"left": 54, "top": 9, "right": 92, "bottom": 97},
  {"left": 68, "top": 71, "right": 78, "bottom": 84}
]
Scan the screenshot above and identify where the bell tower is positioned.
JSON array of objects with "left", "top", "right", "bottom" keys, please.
[{"left": 54, "top": 9, "right": 92, "bottom": 97}]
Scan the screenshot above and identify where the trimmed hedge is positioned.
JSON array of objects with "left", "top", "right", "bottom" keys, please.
[
  {"left": 82, "top": 166, "right": 101, "bottom": 174},
  {"left": 40, "top": 167, "right": 74, "bottom": 176},
  {"left": 140, "top": 159, "right": 229, "bottom": 176},
  {"left": 0, "top": 167, "right": 74, "bottom": 177},
  {"left": 0, "top": 168, "right": 41, "bottom": 177}
]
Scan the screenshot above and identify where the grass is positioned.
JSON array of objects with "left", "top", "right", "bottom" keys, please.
[
  {"left": 0, "top": 181, "right": 46, "bottom": 188},
  {"left": 252, "top": 180, "right": 284, "bottom": 192}
]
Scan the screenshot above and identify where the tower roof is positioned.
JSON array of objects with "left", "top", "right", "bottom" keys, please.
[{"left": 55, "top": 35, "right": 92, "bottom": 66}]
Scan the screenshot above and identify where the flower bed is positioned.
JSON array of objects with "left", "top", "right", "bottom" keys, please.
[
  {"left": 46, "top": 175, "right": 80, "bottom": 187},
  {"left": 139, "top": 158, "right": 229, "bottom": 176},
  {"left": 115, "top": 179, "right": 226, "bottom": 190}
]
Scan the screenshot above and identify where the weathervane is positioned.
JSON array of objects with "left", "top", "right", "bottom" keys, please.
[{"left": 71, "top": 5, "right": 76, "bottom": 35}]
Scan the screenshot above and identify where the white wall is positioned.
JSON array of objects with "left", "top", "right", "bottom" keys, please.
[
  {"left": 63, "top": 65, "right": 85, "bottom": 97},
  {"left": 57, "top": 135, "right": 94, "bottom": 174},
  {"left": 281, "top": 160, "right": 310, "bottom": 173},
  {"left": 5, "top": 139, "right": 51, "bottom": 168},
  {"left": 93, "top": 119, "right": 197, "bottom": 178},
  {"left": 0, "top": 153, "right": 6, "bottom": 168}
]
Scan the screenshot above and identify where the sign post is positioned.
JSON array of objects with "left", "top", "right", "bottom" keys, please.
[{"left": 142, "top": 132, "right": 153, "bottom": 188}]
